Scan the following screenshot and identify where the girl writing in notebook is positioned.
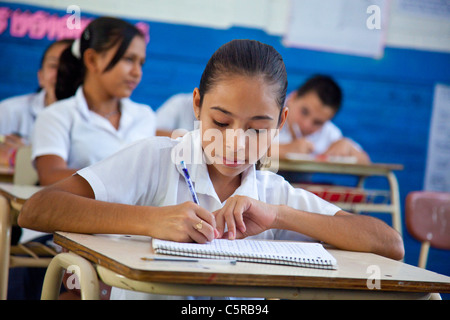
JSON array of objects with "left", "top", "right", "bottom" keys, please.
[{"left": 20, "top": 40, "right": 403, "bottom": 280}]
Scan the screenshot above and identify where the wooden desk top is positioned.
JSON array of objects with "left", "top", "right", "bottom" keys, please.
[
  {"left": 267, "top": 159, "right": 404, "bottom": 176},
  {"left": 0, "top": 165, "right": 13, "bottom": 175},
  {"left": 0, "top": 182, "right": 42, "bottom": 205},
  {"left": 0, "top": 166, "right": 14, "bottom": 183},
  {"left": 54, "top": 232, "right": 450, "bottom": 294}
]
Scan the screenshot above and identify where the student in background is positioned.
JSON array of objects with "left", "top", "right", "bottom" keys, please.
[
  {"left": 20, "top": 39, "right": 403, "bottom": 299},
  {"left": 0, "top": 39, "right": 72, "bottom": 167},
  {"left": 276, "top": 75, "right": 370, "bottom": 164},
  {"left": 32, "top": 17, "right": 156, "bottom": 186},
  {"left": 2, "top": 39, "right": 72, "bottom": 300},
  {"left": 156, "top": 92, "right": 196, "bottom": 137}
]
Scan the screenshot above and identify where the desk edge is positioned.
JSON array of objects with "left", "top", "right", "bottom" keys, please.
[{"left": 53, "top": 232, "right": 450, "bottom": 294}]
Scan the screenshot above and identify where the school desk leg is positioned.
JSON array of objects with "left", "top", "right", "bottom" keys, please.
[
  {"left": 41, "top": 252, "right": 100, "bottom": 300},
  {"left": 0, "top": 195, "right": 11, "bottom": 300},
  {"left": 387, "top": 171, "right": 402, "bottom": 236}
]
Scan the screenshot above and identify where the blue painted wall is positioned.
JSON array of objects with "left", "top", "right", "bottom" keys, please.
[{"left": 1, "top": 2, "right": 449, "bottom": 290}]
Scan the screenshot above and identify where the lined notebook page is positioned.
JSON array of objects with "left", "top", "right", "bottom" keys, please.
[{"left": 152, "top": 239, "right": 337, "bottom": 269}]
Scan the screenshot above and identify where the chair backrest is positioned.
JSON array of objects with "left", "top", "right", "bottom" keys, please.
[
  {"left": 13, "top": 146, "right": 38, "bottom": 185},
  {"left": 405, "top": 191, "right": 450, "bottom": 250}
]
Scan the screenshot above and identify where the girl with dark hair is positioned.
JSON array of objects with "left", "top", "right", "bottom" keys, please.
[
  {"left": 31, "top": 17, "right": 156, "bottom": 185},
  {"left": 0, "top": 39, "right": 72, "bottom": 167},
  {"left": 20, "top": 39, "right": 403, "bottom": 299}
]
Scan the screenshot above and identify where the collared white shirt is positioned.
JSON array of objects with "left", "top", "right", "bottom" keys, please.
[
  {"left": 0, "top": 90, "right": 46, "bottom": 140},
  {"left": 156, "top": 93, "right": 197, "bottom": 132},
  {"left": 31, "top": 87, "right": 156, "bottom": 169},
  {"left": 278, "top": 120, "right": 343, "bottom": 155},
  {"left": 78, "top": 129, "right": 340, "bottom": 299}
]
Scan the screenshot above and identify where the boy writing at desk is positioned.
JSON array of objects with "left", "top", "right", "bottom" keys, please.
[
  {"left": 19, "top": 40, "right": 403, "bottom": 299},
  {"left": 277, "top": 75, "right": 371, "bottom": 164}
]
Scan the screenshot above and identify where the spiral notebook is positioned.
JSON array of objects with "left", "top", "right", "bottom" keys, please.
[{"left": 152, "top": 239, "right": 337, "bottom": 270}]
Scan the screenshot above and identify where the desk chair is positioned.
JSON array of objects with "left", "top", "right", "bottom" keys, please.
[
  {"left": 0, "top": 193, "right": 56, "bottom": 299},
  {"left": 12, "top": 145, "right": 44, "bottom": 242},
  {"left": 13, "top": 145, "right": 38, "bottom": 185},
  {"left": 0, "top": 146, "right": 54, "bottom": 299},
  {"left": 405, "top": 191, "right": 450, "bottom": 269}
]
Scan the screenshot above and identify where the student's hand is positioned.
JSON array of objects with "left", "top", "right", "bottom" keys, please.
[
  {"left": 279, "top": 137, "right": 314, "bottom": 157},
  {"left": 214, "top": 195, "right": 278, "bottom": 240},
  {"left": 0, "top": 134, "right": 25, "bottom": 166},
  {"left": 4, "top": 134, "right": 26, "bottom": 149},
  {"left": 152, "top": 201, "right": 217, "bottom": 243},
  {"left": 321, "top": 138, "right": 354, "bottom": 157},
  {"left": 321, "top": 138, "right": 371, "bottom": 164},
  {"left": 0, "top": 144, "right": 10, "bottom": 166}
]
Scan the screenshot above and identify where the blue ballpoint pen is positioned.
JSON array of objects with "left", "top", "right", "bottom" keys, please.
[{"left": 180, "top": 161, "right": 200, "bottom": 205}]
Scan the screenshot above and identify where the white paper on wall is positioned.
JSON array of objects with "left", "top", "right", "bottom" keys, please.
[
  {"left": 283, "top": 0, "right": 390, "bottom": 58},
  {"left": 424, "top": 83, "right": 450, "bottom": 192}
]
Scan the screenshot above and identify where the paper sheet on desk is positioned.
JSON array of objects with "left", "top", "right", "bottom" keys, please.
[{"left": 286, "top": 152, "right": 358, "bottom": 164}]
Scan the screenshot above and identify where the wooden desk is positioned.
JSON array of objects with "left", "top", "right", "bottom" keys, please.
[
  {"left": 265, "top": 159, "right": 404, "bottom": 235},
  {"left": 44, "top": 232, "right": 450, "bottom": 300},
  {"left": 0, "top": 182, "right": 49, "bottom": 300},
  {"left": 0, "top": 166, "right": 14, "bottom": 183}
]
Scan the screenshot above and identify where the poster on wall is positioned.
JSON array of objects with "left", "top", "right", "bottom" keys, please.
[
  {"left": 0, "top": 1, "right": 149, "bottom": 99},
  {"left": 424, "top": 83, "right": 450, "bottom": 192},
  {"left": 386, "top": 0, "right": 450, "bottom": 53},
  {"left": 283, "top": 0, "right": 390, "bottom": 58}
]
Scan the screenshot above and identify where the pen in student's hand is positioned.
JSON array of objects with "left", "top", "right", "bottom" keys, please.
[
  {"left": 180, "top": 160, "right": 199, "bottom": 205},
  {"left": 141, "top": 256, "right": 237, "bottom": 265}
]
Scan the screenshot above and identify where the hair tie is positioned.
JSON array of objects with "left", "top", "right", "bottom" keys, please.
[
  {"left": 83, "top": 28, "right": 90, "bottom": 40},
  {"left": 71, "top": 38, "right": 81, "bottom": 59}
]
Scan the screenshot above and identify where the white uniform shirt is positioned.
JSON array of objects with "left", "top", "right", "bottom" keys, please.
[
  {"left": 0, "top": 90, "right": 46, "bottom": 140},
  {"left": 156, "top": 93, "right": 197, "bottom": 132},
  {"left": 277, "top": 121, "right": 343, "bottom": 155},
  {"left": 32, "top": 87, "right": 156, "bottom": 169},
  {"left": 77, "top": 129, "right": 341, "bottom": 299}
]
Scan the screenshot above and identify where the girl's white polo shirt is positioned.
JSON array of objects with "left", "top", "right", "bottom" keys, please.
[
  {"left": 31, "top": 87, "right": 156, "bottom": 169},
  {"left": 0, "top": 90, "right": 46, "bottom": 139},
  {"left": 77, "top": 129, "right": 340, "bottom": 299}
]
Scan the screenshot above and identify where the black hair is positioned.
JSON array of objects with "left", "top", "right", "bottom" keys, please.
[
  {"left": 36, "top": 39, "right": 73, "bottom": 92},
  {"left": 198, "top": 39, "right": 287, "bottom": 120},
  {"left": 55, "top": 17, "right": 144, "bottom": 100},
  {"left": 295, "top": 75, "right": 342, "bottom": 112},
  {"left": 39, "top": 39, "right": 74, "bottom": 69}
]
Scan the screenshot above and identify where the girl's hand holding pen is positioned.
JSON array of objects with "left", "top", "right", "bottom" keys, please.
[{"left": 152, "top": 202, "right": 217, "bottom": 244}]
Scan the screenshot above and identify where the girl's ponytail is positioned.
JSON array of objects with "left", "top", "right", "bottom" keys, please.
[{"left": 55, "top": 42, "right": 85, "bottom": 100}]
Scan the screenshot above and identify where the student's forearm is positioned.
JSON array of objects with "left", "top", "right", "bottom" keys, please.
[
  {"left": 273, "top": 206, "right": 404, "bottom": 260},
  {"left": 19, "top": 188, "right": 152, "bottom": 236}
]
